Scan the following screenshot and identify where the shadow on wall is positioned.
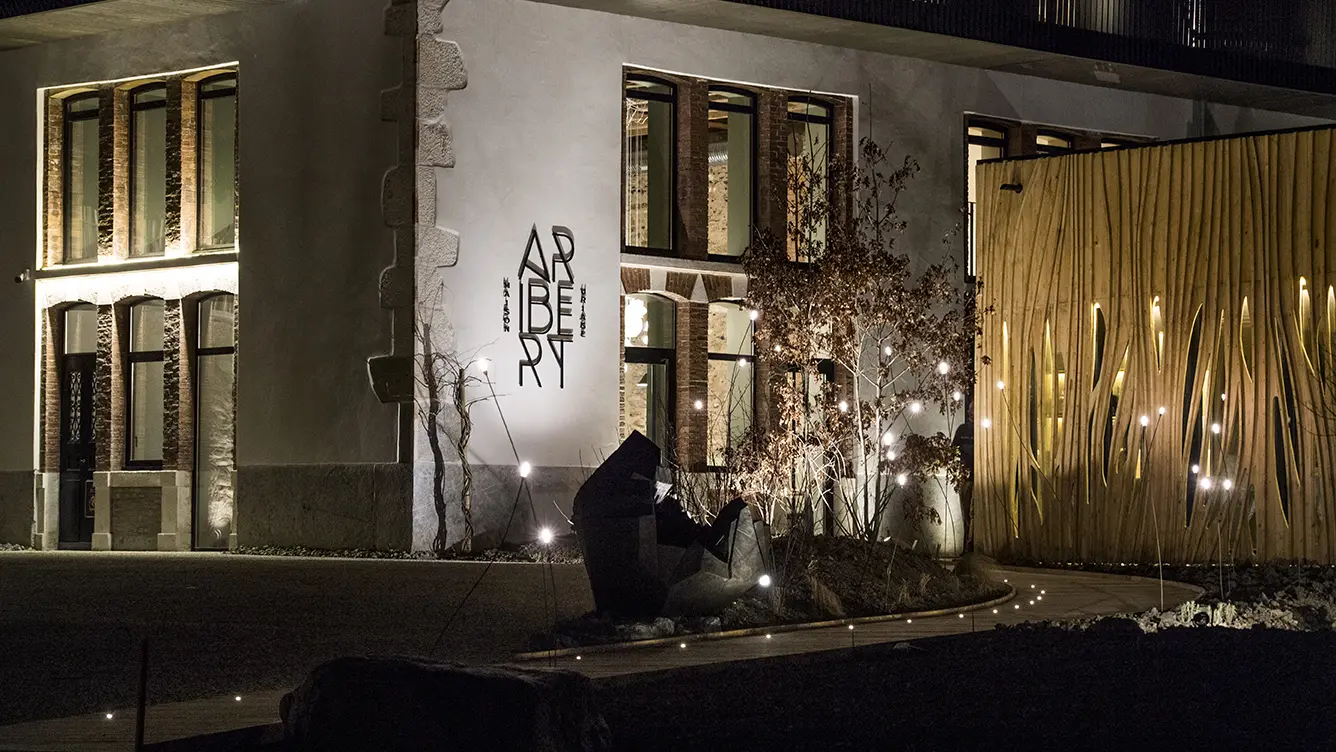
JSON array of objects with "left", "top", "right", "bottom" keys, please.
[
  {"left": 878, "top": 472, "right": 964, "bottom": 559},
  {"left": 411, "top": 462, "right": 585, "bottom": 552}
]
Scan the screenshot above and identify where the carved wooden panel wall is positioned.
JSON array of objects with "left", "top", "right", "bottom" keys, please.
[{"left": 975, "top": 128, "right": 1336, "bottom": 564}]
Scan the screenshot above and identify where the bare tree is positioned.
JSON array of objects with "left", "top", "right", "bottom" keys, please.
[{"left": 736, "top": 137, "right": 986, "bottom": 543}]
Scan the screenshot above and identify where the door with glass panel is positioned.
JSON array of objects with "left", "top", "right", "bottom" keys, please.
[
  {"left": 59, "top": 305, "right": 98, "bottom": 547},
  {"left": 193, "top": 295, "right": 236, "bottom": 549}
]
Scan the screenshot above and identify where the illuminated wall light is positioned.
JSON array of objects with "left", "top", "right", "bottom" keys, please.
[
  {"left": 992, "top": 609, "right": 998, "bottom": 614},
  {"left": 234, "top": 696, "right": 242, "bottom": 702},
  {"left": 765, "top": 634, "right": 772, "bottom": 639},
  {"left": 519, "top": 461, "right": 532, "bottom": 478},
  {"left": 937, "top": 361, "right": 951, "bottom": 375},
  {"left": 849, "top": 624, "right": 856, "bottom": 629},
  {"left": 679, "top": 643, "right": 686, "bottom": 648},
  {"left": 576, "top": 655, "right": 583, "bottom": 660},
  {"left": 105, "top": 713, "right": 114, "bottom": 720}
]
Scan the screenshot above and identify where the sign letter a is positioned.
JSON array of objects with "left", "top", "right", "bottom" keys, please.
[{"left": 519, "top": 225, "right": 550, "bottom": 282}]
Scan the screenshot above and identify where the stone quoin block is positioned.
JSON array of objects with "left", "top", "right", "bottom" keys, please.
[
  {"left": 418, "top": 0, "right": 445, "bottom": 34},
  {"left": 378, "top": 266, "right": 414, "bottom": 309},
  {"left": 418, "top": 226, "right": 459, "bottom": 268},
  {"left": 418, "top": 87, "right": 450, "bottom": 122},
  {"left": 418, "top": 121, "right": 454, "bottom": 168},
  {"left": 416, "top": 170, "right": 436, "bottom": 227},
  {"left": 380, "top": 165, "right": 413, "bottom": 228},
  {"left": 418, "top": 37, "right": 467, "bottom": 92}
]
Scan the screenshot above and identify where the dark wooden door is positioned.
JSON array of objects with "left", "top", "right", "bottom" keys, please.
[{"left": 58, "top": 353, "right": 96, "bottom": 546}]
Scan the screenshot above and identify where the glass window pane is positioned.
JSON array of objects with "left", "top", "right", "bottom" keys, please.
[
  {"left": 968, "top": 125, "right": 1005, "bottom": 140},
  {"left": 198, "top": 295, "right": 235, "bottom": 349},
  {"left": 64, "top": 305, "right": 98, "bottom": 354},
  {"left": 787, "top": 109, "right": 829, "bottom": 263},
  {"left": 708, "top": 102, "right": 753, "bottom": 258},
  {"left": 131, "top": 98, "right": 167, "bottom": 257},
  {"left": 624, "top": 82, "right": 674, "bottom": 251},
  {"left": 1036, "top": 133, "right": 1072, "bottom": 152},
  {"left": 65, "top": 108, "right": 100, "bottom": 264},
  {"left": 199, "top": 90, "right": 237, "bottom": 249},
  {"left": 622, "top": 360, "right": 671, "bottom": 450},
  {"left": 707, "top": 358, "right": 753, "bottom": 466},
  {"left": 623, "top": 294, "right": 675, "bottom": 349},
  {"left": 195, "top": 352, "right": 235, "bottom": 548},
  {"left": 130, "top": 300, "right": 165, "bottom": 352},
  {"left": 708, "top": 303, "right": 754, "bottom": 356},
  {"left": 788, "top": 99, "right": 830, "bottom": 119},
  {"left": 130, "top": 360, "right": 164, "bottom": 462}
]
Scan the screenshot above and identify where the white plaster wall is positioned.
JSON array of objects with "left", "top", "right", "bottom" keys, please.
[
  {"left": 432, "top": 0, "right": 1328, "bottom": 477},
  {"left": 0, "top": 0, "right": 401, "bottom": 473}
]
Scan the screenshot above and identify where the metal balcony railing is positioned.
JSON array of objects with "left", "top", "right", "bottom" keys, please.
[{"left": 725, "top": 0, "right": 1336, "bottom": 95}]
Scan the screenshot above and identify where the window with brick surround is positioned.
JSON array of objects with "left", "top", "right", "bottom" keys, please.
[
  {"left": 624, "top": 76, "right": 677, "bottom": 254},
  {"left": 706, "top": 301, "right": 754, "bottom": 467},
  {"left": 44, "top": 67, "right": 237, "bottom": 267},
  {"left": 195, "top": 293, "right": 236, "bottom": 549},
  {"left": 130, "top": 83, "right": 169, "bottom": 258},
  {"left": 786, "top": 97, "right": 832, "bottom": 264},
  {"left": 198, "top": 75, "right": 238, "bottom": 251},
  {"left": 707, "top": 87, "right": 755, "bottom": 260},
  {"left": 127, "top": 298, "right": 165, "bottom": 468},
  {"left": 62, "top": 94, "right": 100, "bottom": 264},
  {"left": 623, "top": 293, "right": 676, "bottom": 451}
]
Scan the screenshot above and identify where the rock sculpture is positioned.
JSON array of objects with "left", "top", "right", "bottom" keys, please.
[{"left": 572, "top": 431, "right": 773, "bottom": 617}]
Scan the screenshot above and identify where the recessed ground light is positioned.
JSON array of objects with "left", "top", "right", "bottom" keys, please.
[
  {"left": 576, "top": 656, "right": 582, "bottom": 660},
  {"left": 679, "top": 643, "right": 686, "bottom": 649},
  {"left": 765, "top": 634, "right": 772, "bottom": 639},
  {"left": 105, "top": 713, "right": 114, "bottom": 720},
  {"left": 234, "top": 696, "right": 242, "bottom": 702}
]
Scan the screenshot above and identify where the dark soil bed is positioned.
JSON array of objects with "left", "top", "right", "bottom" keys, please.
[
  {"left": 228, "top": 536, "right": 582, "bottom": 564},
  {"left": 528, "top": 536, "right": 1006, "bottom": 651}
]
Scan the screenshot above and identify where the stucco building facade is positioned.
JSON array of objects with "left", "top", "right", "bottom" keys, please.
[{"left": 0, "top": 0, "right": 1332, "bottom": 555}]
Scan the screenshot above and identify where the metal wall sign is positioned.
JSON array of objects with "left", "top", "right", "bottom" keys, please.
[{"left": 506, "top": 224, "right": 587, "bottom": 388}]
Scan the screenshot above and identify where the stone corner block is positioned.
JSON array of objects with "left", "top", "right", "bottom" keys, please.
[
  {"left": 418, "top": 121, "right": 455, "bottom": 168},
  {"left": 419, "top": 226, "right": 460, "bottom": 269},
  {"left": 417, "top": 170, "right": 437, "bottom": 228},
  {"left": 419, "top": 2, "right": 444, "bottom": 34},
  {"left": 419, "top": 37, "right": 467, "bottom": 91},
  {"left": 379, "top": 266, "right": 415, "bottom": 309},
  {"left": 381, "top": 166, "right": 414, "bottom": 228},
  {"left": 418, "top": 87, "right": 450, "bottom": 122}
]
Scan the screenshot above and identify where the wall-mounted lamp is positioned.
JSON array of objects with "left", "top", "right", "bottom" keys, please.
[
  {"left": 13, "top": 268, "right": 31, "bottom": 284},
  {"left": 1000, "top": 183, "right": 1024, "bottom": 194}
]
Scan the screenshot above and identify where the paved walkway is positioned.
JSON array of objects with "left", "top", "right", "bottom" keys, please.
[{"left": 0, "top": 566, "right": 1201, "bottom": 751}]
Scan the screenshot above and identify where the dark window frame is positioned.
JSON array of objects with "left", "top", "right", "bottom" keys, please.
[
  {"left": 965, "top": 118, "right": 1010, "bottom": 282},
  {"left": 62, "top": 92, "right": 101, "bottom": 266},
  {"left": 192, "top": 292, "right": 236, "bottom": 550},
  {"left": 622, "top": 292, "right": 677, "bottom": 451},
  {"left": 196, "top": 73, "right": 238, "bottom": 253},
  {"left": 125, "top": 297, "right": 166, "bottom": 471},
  {"left": 705, "top": 300, "right": 757, "bottom": 470},
  {"left": 623, "top": 73, "right": 679, "bottom": 258},
  {"left": 1035, "top": 129, "right": 1075, "bottom": 155},
  {"left": 128, "top": 82, "right": 168, "bottom": 259},
  {"left": 785, "top": 96, "right": 836, "bottom": 265},
  {"left": 706, "top": 85, "right": 759, "bottom": 264}
]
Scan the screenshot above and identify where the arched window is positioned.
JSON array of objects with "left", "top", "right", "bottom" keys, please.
[
  {"left": 622, "top": 294, "right": 675, "bottom": 450},
  {"left": 708, "top": 87, "right": 755, "bottom": 259},
  {"left": 63, "top": 93, "right": 100, "bottom": 264},
  {"left": 194, "top": 294, "right": 236, "bottom": 548},
  {"left": 198, "top": 74, "right": 237, "bottom": 250},
  {"left": 624, "top": 75, "right": 677, "bottom": 253},
  {"left": 707, "top": 301, "right": 754, "bottom": 466},
  {"left": 127, "top": 298, "right": 165, "bottom": 467},
  {"left": 787, "top": 97, "right": 833, "bottom": 263},
  {"left": 130, "top": 83, "right": 168, "bottom": 258},
  {"left": 1035, "top": 131, "right": 1073, "bottom": 155}
]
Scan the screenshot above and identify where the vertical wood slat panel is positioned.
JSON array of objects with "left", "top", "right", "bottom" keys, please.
[{"left": 975, "top": 127, "right": 1336, "bottom": 564}]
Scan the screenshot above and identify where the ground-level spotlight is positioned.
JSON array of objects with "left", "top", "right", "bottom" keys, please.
[
  {"left": 235, "top": 696, "right": 242, "bottom": 702},
  {"left": 539, "top": 527, "right": 554, "bottom": 545},
  {"left": 1040, "top": 590, "right": 1045, "bottom": 594},
  {"left": 576, "top": 655, "right": 582, "bottom": 660},
  {"left": 992, "top": 609, "right": 998, "bottom": 614},
  {"left": 765, "top": 633, "right": 772, "bottom": 639},
  {"left": 105, "top": 713, "right": 114, "bottom": 720},
  {"left": 1037, "top": 596, "right": 1043, "bottom": 601},
  {"left": 519, "top": 461, "right": 532, "bottom": 478},
  {"left": 679, "top": 643, "right": 686, "bottom": 649},
  {"left": 849, "top": 624, "right": 856, "bottom": 629},
  {"left": 1014, "top": 604, "right": 1020, "bottom": 609},
  {"left": 758, "top": 574, "right": 773, "bottom": 588},
  {"left": 1029, "top": 600, "right": 1035, "bottom": 605},
  {"left": 958, "top": 613, "right": 964, "bottom": 618}
]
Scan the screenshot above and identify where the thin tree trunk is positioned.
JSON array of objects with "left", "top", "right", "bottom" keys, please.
[{"left": 454, "top": 367, "right": 475, "bottom": 552}]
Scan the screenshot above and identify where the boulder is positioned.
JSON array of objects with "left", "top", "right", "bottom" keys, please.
[{"left": 281, "top": 657, "right": 612, "bottom": 752}]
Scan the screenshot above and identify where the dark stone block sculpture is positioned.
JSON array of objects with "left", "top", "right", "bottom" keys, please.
[{"left": 573, "top": 431, "right": 774, "bottom": 618}]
